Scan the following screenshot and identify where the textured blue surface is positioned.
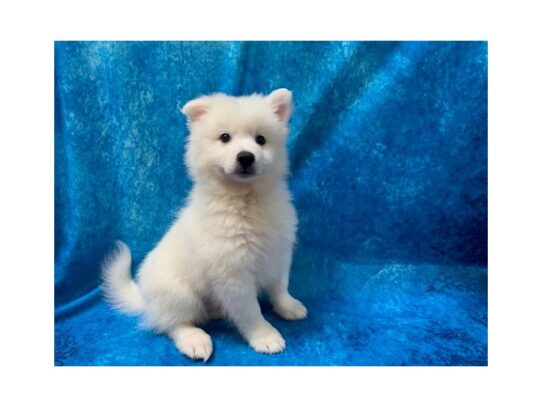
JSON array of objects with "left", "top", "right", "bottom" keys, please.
[{"left": 54, "top": 41, "right": 487, "bottom": 366}]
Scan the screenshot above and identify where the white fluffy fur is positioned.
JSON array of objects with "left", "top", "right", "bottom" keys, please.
[{"left": 102, "top": 89, "right": 307, "bottom": 362}]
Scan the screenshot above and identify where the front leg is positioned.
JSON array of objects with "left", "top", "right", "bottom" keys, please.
[
  {"left": 265, "top": 242, "right": 308, "bottom": 321},
  {"left": 217, "top": 277, "right": 286, "bottom": 354}
]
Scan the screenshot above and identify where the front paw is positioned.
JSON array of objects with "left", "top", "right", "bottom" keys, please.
[
  {"left": 247, "top": 322, "right": 286, "bottom": 354},
  {"left": 173, "top": 327, "right": 213, "bottom": 362},
  {"left": 273, "top": 295, "right": 308, "bottom": 320}
]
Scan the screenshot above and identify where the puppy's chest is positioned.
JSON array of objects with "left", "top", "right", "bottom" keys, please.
[{"left": 203, "top": 196, "right": 277, "bottom": 264}]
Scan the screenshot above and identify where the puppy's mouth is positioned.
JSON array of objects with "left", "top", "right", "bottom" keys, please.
[
  {"left": 235, "top": 168, "right": 256, "bottom": 177},
  {"left": 231, "top": 168, "right": 257, "bottom": 181},
  {"left": 218, "top": 166, "right": 259, "bottom": 182}
]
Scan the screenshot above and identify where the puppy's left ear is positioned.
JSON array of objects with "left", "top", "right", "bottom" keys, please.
[
  {"left": 267, "top": 88, "right": 292, "bottom": 123},
  {"left": 181, "top": 97, "right": 209, "bottom": 122}
]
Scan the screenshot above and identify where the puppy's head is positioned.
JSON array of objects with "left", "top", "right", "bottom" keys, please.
[{"left": 181, "top": 89, "right": 292, "bottom": 186}]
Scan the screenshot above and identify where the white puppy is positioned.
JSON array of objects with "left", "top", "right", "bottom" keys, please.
[{"left": 102, "top": 88, "right": 307, "bottom": 362}]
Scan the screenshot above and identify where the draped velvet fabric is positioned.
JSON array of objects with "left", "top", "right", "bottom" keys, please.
[{"left": 55, "top": 41, "right": 487, "bottom": 365}]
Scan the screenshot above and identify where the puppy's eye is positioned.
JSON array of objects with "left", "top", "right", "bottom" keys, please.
[
  {"left": 219, "top": 133, "right": 231, "bottom": 143},
  {"left": 255, "top": 135, "right": 266, "bottom": 145}
]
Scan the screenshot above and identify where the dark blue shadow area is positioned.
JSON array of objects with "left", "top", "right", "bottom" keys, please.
[{"left": 54, "top": 41, "right": 487, "bottom": 366}]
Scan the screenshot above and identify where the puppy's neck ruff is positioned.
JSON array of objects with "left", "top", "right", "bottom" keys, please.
[{"left": 189, "top": 179, "right": 281, "bottom": 261}]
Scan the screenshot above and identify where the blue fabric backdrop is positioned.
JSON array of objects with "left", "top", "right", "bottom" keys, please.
[{"left": 54, "top": 41, "right": 487, "bottom": 366}]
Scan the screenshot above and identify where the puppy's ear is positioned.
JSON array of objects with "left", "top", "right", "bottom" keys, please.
[
  {"left": 181, "top": 97, "right": 209, "bottom": 121},
  {"left": 267, "top": 88, "right": 292, "bottom": 123}
]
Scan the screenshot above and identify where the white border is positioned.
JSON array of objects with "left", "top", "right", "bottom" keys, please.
[{"left": 1, "top": 0, "right": 542, "bottom": 405}]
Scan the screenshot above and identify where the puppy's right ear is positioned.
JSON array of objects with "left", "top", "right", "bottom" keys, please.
[{"left": 181, "top": 97, "right": 209, "bottom": 121}]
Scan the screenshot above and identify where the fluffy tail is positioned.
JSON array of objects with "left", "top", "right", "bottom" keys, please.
[{"left": 101, "top": 241, "right": 145, "bottom": 315}]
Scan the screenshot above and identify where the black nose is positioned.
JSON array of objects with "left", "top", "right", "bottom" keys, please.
[{"left": 237, "top": 151, "right": 255, "bottom": 168}]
